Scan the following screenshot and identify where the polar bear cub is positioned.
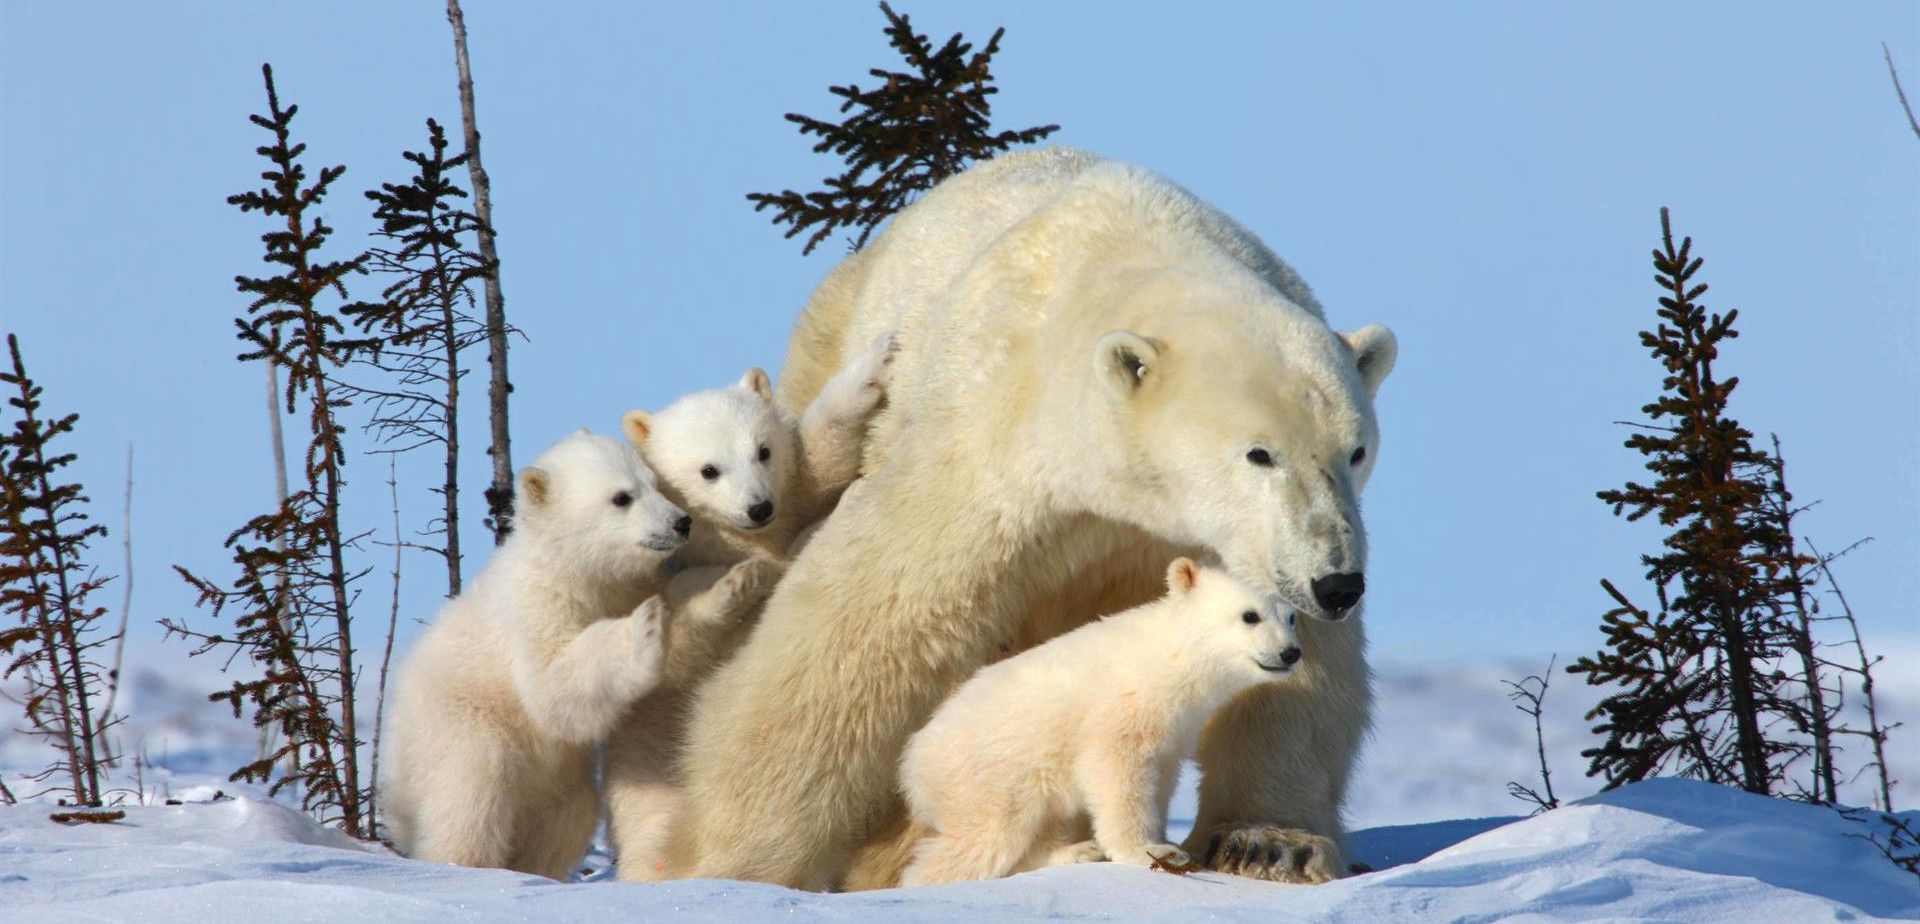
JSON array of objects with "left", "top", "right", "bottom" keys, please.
[
  {"left": 601, "top": 335, "right": 892, "bottom": 881},
  {"left": 898, "top": 558, "right": 1305, "bottom": 886},
  {"left": 381, "top": 431, "right": 765, "bottom": 880},
  {"left": 620, "top": 331, "right": 894, "bottom": 566}
]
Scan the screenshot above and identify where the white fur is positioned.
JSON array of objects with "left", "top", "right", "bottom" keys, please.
[
  {"left": 898, "top": 560, "right": 1302, "bottom": 885},
  {"left": 674, "top": 148, "right": 1395, "bottom": 890},
  {"left": 623, "top": 332, "right": 895, "bottom": 566},
  {"left": 379, "top": 431, "right": 684, "bottom": 879},
  {"left": 603, "top": 338, "right": 894, "bottom": 881}
]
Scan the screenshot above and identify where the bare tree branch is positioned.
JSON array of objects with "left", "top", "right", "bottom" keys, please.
[{"left": 1886, "top": 42, "right": 1920, "bottom": 143}]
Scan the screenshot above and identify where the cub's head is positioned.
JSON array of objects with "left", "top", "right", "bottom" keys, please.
[
  {"left": 514, "top": 430, "right": 690, "bottom": 577},
  {"left": 1075, "top": 275, "right": 1396, "bottom": 622},
  {"left": 622, "top": 368, "right": 798, "bottom": 533},
  {"left": 1164, "top": 557, "right": 1301, "bottom": 679}
]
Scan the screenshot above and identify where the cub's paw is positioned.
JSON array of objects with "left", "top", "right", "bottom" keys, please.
[
  {"left": 1044, "top": 839, "right": 1107, "bottom": 867},
  {"left": 1193, "top": 823, "right": 1342, "bottom": 884},
  {"left": 824, "top": 331, "right": 898, "bottom": 420},
  {"left": 632, "top": 597, "right": 667, "bottom": 666},
  {"left": 715, "top": 557, "right": 783, "bottom": 617}
]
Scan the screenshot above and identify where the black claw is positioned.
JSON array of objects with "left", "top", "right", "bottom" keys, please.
[
  {"left": 1221, "top": 838, "right": 1246, "bottom": 870},
  {"left": 1265, "top": 843, "right": 1285, "bottom": 870},
  {"left": 1204, "top": 834, "right": 1223, "bottom": 866},
  {"left": 1293, "top": 844, "right": 1314, "bottom": 874}
]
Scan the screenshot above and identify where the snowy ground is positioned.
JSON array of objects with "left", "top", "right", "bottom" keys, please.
[
  {"left": 3, "top": 780, "right": 1915, "bottom": 922},
  {"left": 5, "top": 653, "right": 1917, "bottom": 920}
]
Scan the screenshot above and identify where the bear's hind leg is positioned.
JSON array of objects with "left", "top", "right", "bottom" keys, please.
[
  {"left": 405, "top": 753, "right": 516, "bottom": 872},
  {"left": 506, "top": 769, "right": 599, "bottom": 881}
]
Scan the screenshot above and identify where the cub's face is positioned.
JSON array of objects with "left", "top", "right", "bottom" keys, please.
[
  {"left": 515, "top": 431, "right": 688, "bottom": 578},
  {"left": 623, "top": 369, "right": 798, "bottom": 533},
  {"left": 1086, "top": 286, "right": 1395, "bottom": 622},
  {"left": 1165, "top": 558, "right": 1302, "bottom": 680}
]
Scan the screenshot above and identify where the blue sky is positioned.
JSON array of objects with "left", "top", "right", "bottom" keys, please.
[{"left": 1, "top": 2, "right": 1914, "bottom": 679}]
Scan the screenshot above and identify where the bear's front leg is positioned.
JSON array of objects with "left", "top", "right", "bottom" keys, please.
[
  {"left": 1182, "top": 651, "right": 1365, "bottom": 884},
  {"left": 508, "top": 598, "right": 667, "bottom": 745},
  {"left": 1080, "top": 743, "right": 1185, "bottom": 869}
]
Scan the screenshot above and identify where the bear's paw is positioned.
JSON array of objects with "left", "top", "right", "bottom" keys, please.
[{"left": 1194, "top": 823, "right": 1342, "bottom": 884}]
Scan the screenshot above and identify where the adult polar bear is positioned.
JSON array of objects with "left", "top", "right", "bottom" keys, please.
[{"left": 674, "top": 148, "right": 1396, "bottom": 889}]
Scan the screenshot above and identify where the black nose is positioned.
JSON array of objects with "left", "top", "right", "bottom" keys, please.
[
  {"left": 1280, "top": 646, "right": 1302, "bottom": 666},
  {"left": 673, "top": 515, "right": 692, "bottom": 537},
  {"left": 1310, "top": 572, "right": 1365, "bottom": 616},
  {"left": 747, "top": 500, "right": 774, "bottom": 525}
]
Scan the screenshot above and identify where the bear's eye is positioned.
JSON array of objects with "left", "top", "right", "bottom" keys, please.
[
  {"left": 1242, "top": 610, "right": 1261, "bottom": 624},
  {"left": 757, "top": 445, "right": 771, "bottom": 463},
  {"left": 1247, "top": 448, "right": 1274, "bottom": 467},
  {"left": 1350, "top": 447, "right": 1367, "bottom": 466},
  {"left": 700, "top": 464, "right": 720, "bottom": 481},
  {"left": 611, "top": 491, "right": 633, "bottom": 508}
]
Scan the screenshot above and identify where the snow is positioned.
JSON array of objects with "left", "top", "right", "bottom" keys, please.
[
  {"left": 5, "top": 652, "right": 1916, "bottom": 921},
  {"left": 2, "top": 780, "right": 1914, "bottom": 922}
]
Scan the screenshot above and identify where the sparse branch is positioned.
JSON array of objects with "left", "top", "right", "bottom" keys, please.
[
  {"left": 1886, "top": 43, "right": 1920, "bottom": 143},
  {"left": 1807, "top": 536, "right": 1897, "bottom": 812},
  {"left": 369, "top": 456, "right": 404, "bottom": 837},
  {"left": 96, "top": 443, "right": 134, "bottom": 767},
  {"left": 1503, "top": 655, "right": 1560, "bottom": 813}
]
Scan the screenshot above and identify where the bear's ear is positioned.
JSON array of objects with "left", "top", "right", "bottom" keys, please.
[
  {"left": 1095, "top": 331, "right": 1161, "bottom": 397},
  {"left": 516, "top": 466, "right": 552, "bottom": 510},
  {"left": 740, "top": 367, "right": 774, "bottom": 401},
  {"left": 1341, "top": 325, "right": 1398, "bottom": 398},
  {"left": 620, "top": 409, "right": 652, "bottom": 447},
  {"left": 1165, "top": 557, "right": 1200, "bottom": 596}
]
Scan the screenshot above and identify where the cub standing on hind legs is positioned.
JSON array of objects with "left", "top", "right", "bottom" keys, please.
[
  {"left": 379, "top": 431, "right": 772, "bottom": 880},
  {"left": 898, "top": 558, "right": 1305, "bottom": 886},
  {"left": 604, "top": 334, "right": 895, "bottom": 881}
]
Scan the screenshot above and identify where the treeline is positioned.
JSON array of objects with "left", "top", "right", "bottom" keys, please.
[{"left": 0, "top": 1, "right": 1052, "bottom": 836}]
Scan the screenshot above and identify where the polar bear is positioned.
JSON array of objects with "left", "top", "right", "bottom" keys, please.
[
  {"left": 619, "top": 332, "right": 895, "bottom": 567},
  {"left": 898, "top": 558, "right": 1304, "bottom": 885},
  {"left": 671, "top": 148, "right": 1396, "bottom": 889},
  {"left": 379, "top": 431, "right": 769, "bottom": 880}
]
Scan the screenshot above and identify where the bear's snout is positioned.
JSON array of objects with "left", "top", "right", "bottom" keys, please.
[
  {"left": 1280, "top": 646, "right": 1302, "bottom": 666},
  {"left": 673, "top": 515, "right": 692, "bottom": 538},
  {"left": 1309, "top": 572, "right": 1365, "bottom": 618},
  {"left": 747, "top": 500, "right": 775, "bottom": 526}
]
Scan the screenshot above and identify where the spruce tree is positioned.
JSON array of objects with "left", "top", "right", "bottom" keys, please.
[
  {"left": 345, "top": 118, "right": 493, "bottom": 599},
  {"left": 0, "top": 334, "right": 121, "bottom": 807},
  {"left": 166, "top": 64, "right": 377, "bottom": 838},
  {"left": 1569, "top": 208, "right": 1802, "bottom": 794},
  {"left": 749, "top": 1, "right": 1059, "bottom": 254}
]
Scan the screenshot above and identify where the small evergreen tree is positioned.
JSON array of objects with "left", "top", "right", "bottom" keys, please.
[
  {"left": 0, "top": 335, "right": 122, "bottom": 807},
  {"left": 1569, "top": 208, "right": 1805, "bottom": 795},
  {"left": 164, "top": 64, "right": 378, "bottom": 838},
  {"left": 748, "top": 1, "right": 1059, "bottom": 254},
  {"left": 345, "top": 118, "right": 494, "bottom": 599}
]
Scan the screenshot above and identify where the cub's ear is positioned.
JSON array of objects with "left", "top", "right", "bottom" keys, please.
[
  {"left": 1095, "top": 331, "right": 1161, "bottom": 397},
  {"left": 1340, "top": 325, "right": 1398, "bottom": 398},
  {"left": 740, "top": 367, "right": 774, "bottom": 400},
  {"left": 516, "top": 466, "right": 552, "bottom": 510},
  {"left": 620, "top": 409, "right": 653, "bottom": 447},
  {"left": 1165, "top": 557, "right": 1200, "bottom": 596}
]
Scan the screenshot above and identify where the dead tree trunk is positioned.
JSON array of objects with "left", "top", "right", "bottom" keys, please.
[{"left": 446, "top": 0, "right": 514, "bottom": 544}]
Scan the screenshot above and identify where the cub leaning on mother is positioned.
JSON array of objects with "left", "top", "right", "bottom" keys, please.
[{"left": 671, "top": 147, "right": 1397, "bottom": 890}]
